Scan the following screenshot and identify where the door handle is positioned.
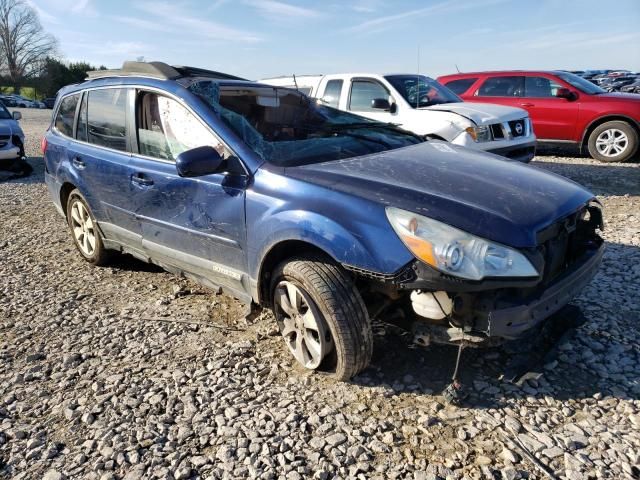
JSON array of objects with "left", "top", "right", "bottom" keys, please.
[
  {"left": 520, "top": 103, "right": 534, "bottom": 107},
  {"left": 131, "top": 173, "right": 154, "bottom": 187},
  {"left": 72, "top": 156, "right": 85, "bottom": 169}
]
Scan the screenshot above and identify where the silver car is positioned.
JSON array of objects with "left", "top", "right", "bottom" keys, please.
[{"left": 0, "top": 104, "right": 25, "bottom": 164}]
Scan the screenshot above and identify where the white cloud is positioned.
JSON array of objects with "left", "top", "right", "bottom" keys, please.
[
  {"left": 134, "top": 1, "right": 264, "bottom": 43},
  {"left": 344, "top": 0, "right": 507, "bottom": 34},
  {"left": 25, "top": 0, "right": 59, "bottom": 23},
  {"left": 244, "top": 0, "right": 321, "bottom": 19}
]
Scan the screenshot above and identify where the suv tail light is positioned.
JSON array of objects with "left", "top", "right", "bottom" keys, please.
[{"left": 41, "top": 136, "right": 48, "bottom": 154}]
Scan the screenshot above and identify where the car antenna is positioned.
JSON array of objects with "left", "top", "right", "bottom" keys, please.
[
  {"left": 455, "top": 63, "right": 461, "bottom": 73},
  {"left": 292, "top": 73, "right": 300, "bottom": 92}
]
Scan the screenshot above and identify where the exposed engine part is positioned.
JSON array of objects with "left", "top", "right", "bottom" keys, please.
[
  {"left": 410, "top": 290, "right": 452, "bottom": 320},
  {"left": 411, "top": 321, "right": 494, "bottom": 347}
]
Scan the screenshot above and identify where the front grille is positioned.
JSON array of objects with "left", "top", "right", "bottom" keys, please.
[
  {"left": 508, "top": 119, "right": 526, "bottom": 137},
  {"left": 490, "top": 124, "right": 505, "bottom": 139},
  {"left": 537, "top": 204, "right": 603, "bottom": 284},
  {"left": 0, "top": 135, "right": 10, "bottom": 141}
]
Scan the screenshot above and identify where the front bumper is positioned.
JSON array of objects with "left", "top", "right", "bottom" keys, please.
[
  {"left": 486, "top": 141, "right": 536, "bottom": 163},
  {"left": 472, "top": 244, "right": 604, "bottom": 339}
]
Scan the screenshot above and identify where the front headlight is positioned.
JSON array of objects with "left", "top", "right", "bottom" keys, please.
[
  {"left": 465, "top": 125, "right": 492, "bottom": 142},
  {"left": 386, "top": 207, "right": 538, "bottom": 280}
]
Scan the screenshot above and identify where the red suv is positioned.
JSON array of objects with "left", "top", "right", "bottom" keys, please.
[{"left": 438, "top": 71, "right": 640, "bottom": 162}]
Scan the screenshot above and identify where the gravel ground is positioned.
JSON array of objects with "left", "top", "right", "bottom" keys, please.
[{"left": 1, "top": 109, "right": 639, "bottom": 480}]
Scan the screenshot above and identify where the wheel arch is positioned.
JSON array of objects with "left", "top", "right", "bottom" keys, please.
[
  {"left": 580, "top": 114, "right": 640, "bottom": 152},
  {"left": 59, "top": 181, "right": 77, "bottom": 217},
  {"left": 256, "top": 240, "right": 338, "bottom": 307}
]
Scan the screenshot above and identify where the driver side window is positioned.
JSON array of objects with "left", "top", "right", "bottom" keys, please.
[
  {"left": 136, "top": 92, "right": 230, "bottom": 162},
  {"left": 349, "top": 79, "right": 390, "bottom": 111}
]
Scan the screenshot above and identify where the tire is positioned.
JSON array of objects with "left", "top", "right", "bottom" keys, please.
[
  {"left": 588, "top": 121, "right": 639, "bottom": 163},
  {"left": 66, "top": 189, "right": 111, "bottom": 265},
  {"left": 271, "top": 255, "right": 373, "bottom": 380}
]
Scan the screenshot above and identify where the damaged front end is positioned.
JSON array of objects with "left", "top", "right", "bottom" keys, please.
[{"left": 355, "top": 201, "right": 604, "bottom": 347}]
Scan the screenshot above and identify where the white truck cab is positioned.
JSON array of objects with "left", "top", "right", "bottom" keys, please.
[{"left": 260, "top": 73, "right": 536, "bottom": 162}]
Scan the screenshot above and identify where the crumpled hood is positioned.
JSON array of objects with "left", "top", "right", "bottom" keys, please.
[
  {"left": 421, "top": 102, "right": 528, "bottom": 125},
  {"left": 285, "top": 142, "right": 594, "bottom": 248}
]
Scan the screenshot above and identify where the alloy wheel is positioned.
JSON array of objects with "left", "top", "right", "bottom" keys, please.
[
  {"left": 274, "top": 281, "right": 333, "bottom": 369},
  {"left": 595, "top": 128, "right": 629, "bottom": 157},
  {"left": 70, "top": 200, "right": 96, "bottom": 256}
]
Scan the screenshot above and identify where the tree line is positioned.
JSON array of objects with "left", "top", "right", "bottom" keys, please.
[{"left": 0, "top": 0, "right": 105, "bottom": 98}]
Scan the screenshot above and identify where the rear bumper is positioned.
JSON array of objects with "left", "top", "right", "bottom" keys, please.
[
  {"left": 477, "top": 244, "right": 604, "bottom": 339},
  {"left": 487, "top": 140, "right": 536, "bottom": 163}
]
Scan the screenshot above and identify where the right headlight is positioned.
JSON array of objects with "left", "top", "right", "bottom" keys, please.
[
  {"left": 465, "top": 125, "right": 492, "bottom": 142},
  {"left": 386, "top": 207, "right": 538, "bottom": 281}
]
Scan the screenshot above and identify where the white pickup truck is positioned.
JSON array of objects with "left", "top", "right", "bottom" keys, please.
[{"left": 260, "top": 73, "right": 536, "bottom": 162}]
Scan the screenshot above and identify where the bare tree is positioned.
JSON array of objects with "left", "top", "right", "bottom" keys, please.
[{"left": 0, "top": 0, "right": 57, "bottom": 92}]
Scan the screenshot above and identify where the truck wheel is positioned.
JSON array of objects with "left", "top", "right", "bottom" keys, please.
[
  {"left": 66, "top": 189, "right": 111, "bottom": 266},
  {"left": 271, "top": 256, "right": 372, "bottom": 380},
  {"left": 588, "top": 121, "right": 638, "bottom": 162}
]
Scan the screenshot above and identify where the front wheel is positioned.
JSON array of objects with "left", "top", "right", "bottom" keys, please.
[
  {"left": 587, "top": 121, "right": 638, "bottom": 162},
  {"left": 271, "top": 256, "right": 373, "bottom": 380},
  {"left": 66, "top": 189, "right": 111, "bottom": 265}
]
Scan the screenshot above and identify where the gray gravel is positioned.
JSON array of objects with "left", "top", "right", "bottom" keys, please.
[{"left": 1, "top": 109, "right": 639, "bottom": 479}]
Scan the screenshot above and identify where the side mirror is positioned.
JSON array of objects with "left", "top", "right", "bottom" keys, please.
[
  {"left": 371, "top": 98, "right": 391, "bottom": 110},
  {"left": 12, "top": 111, "right": 21, "bottom": 120},
  {"left": 556, "top": 88, "right": 577, "bottom": 101},
  {"left": 175, "top": 146, "right": 225, "bottom": 177}
]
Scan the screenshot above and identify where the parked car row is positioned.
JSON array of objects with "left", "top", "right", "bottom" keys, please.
[
  {"left": 42, "top": 61, "right": 606, "bottom": 380},
  {"left": 568, "top": 70, "right": 640, "bottom": 93},
  {"left": 438, "top": 70, "right": 640, "bottom": 162},
  {"left": 0, "top": 94, "right": 49, "bottom": 109}
]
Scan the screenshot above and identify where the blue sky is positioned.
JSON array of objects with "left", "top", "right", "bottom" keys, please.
[{"left": 29, "top": 0, "right": 640, "bottom": 79}]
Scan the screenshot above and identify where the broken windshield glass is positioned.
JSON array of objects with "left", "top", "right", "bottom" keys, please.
[{"left": 186, "top": 80, "right": 422, "bottom": 167}]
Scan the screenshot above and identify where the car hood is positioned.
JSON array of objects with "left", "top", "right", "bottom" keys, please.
[
  {"left": 590, "top": 92, "right": 640, "bottom": 102},
  {"left": 419, "top": 102, "right": 528, "bottom": 125},
  {"left": 285, "top": 142, "right": 594, "bottom": 248}
]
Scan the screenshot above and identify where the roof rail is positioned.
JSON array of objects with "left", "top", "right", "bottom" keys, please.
[{"left": 85, "top": 61, "right": 247, "bottom": 81}]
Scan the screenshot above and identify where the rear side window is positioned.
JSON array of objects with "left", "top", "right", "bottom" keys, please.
[
  {"left": 321, "top": 79, "right": 343, "bottom": 108},
  {"left": 76, "top": 93, "right": 88, "bottom": 142},
  {"left": 477, "top": 76, "right": 524, "bottom": 97},
  {"left": 349, "top": 79, "right": 389, "bottom": 111},
  {"left": 444, "top": 78, "right": 477, "bottom": 95},
  {"left": 87, "top": 89, "right": 128, "bottom": 151},
  {"left": 54, "top": 94, "right": 80, "bottom": 137}
]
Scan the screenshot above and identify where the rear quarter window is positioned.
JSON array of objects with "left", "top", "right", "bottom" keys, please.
[
  {"left": 444, "top": 78, "right": 477, "bottom": 95},
  {"left": 54, "top": 94, "right": 80, "bottom": 137}
]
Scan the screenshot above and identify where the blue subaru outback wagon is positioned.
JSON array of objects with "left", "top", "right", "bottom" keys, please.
[{"left": 44, "top": 62, "right": 604, "bottom": 380}]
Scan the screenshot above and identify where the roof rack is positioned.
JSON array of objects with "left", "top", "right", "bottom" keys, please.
[{"left": 86, "top": 61, "right": 247, "bottom": 81}]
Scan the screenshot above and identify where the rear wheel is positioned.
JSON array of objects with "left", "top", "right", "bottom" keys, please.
[
  {"left": 66, "top": 189, "right": 111, "bottom": 265},
  {"left": 271, "top": 256, "right": 372, "bottom": 380},
  {"left": 587, "top": 121, "right": 638, "bottom": 162}
]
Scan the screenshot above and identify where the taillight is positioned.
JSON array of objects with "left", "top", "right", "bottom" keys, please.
[{"left": 41, "top": 136, "right": 48, "bottom": 154}]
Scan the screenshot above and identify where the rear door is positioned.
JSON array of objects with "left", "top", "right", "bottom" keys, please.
[
  {"left": 127, "top": 90, "right": 249, "bottom": 294},
  {"left": 473, "top": 75, "right": 525, "bottom": 109},
  {"left": 521, "top": 75, "right": 579, "bottom": 140},
  {"left": 64, "top": 88, "right": 141, "bottom": 250}
]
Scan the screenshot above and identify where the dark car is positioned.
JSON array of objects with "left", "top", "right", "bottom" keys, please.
[
  {"left": 0, "top": 95, "right": 16, "bottom": 107},
  {"left": 621, "top": 80, "right": 640, "bottom": 94},
  {"left": 43, "top": 61, "right": 604, "bottom": 380},
  {"left": 43, "top": 97, "right": 56, "bottom": 109}
]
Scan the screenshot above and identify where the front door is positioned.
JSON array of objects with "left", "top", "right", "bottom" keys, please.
[
  {"left": 346, "top": 78, "right": 395, "bottom": 123},
  {"left": 128, "top": 91, "right": 249, "bottom": 294},
  {"left": 521, "top": 76, "right": 579, "bottom": 140}
]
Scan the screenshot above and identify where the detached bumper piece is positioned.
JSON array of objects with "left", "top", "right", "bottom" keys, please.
[{"left": 479, "top": 245, "right": 603, "bottom": 339}]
